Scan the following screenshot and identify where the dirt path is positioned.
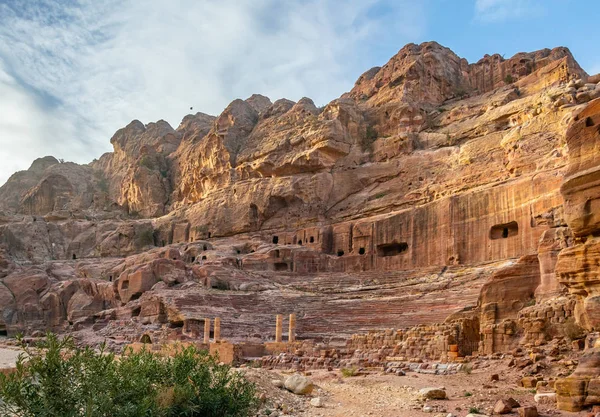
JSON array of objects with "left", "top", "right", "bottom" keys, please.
[{"left": 284, "top": 360, "right": 588, "bottom": 417}]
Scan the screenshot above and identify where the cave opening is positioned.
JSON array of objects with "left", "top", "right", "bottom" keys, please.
[
  {"left": 272, "top": 236, "right": 279, "bottom": 244},
  {"left": 490, "top": 221, "right": 518, "bottom": 239},
  {"left": 358, "top": 247, "right": 366, "bottom": 255},
  {"left": 298, "top": 240, "right": 302, "bottom": 245},
  {"left": 337, "top": 250, "right": 345, "bottom": 257},
  {"left": 377, "top": 242, "right": 408, "bottom": 257},
  {"left": 274, "top": 262, "right": 288, "bottom": 271},
  {"left": 309, "top": 236, "right": 315, "bottom": 243},
  {"left": 140, "top": 334, "right": 152, "bottom": 344},
  {"left": 72, "top": 254, "right": 77, "bottom": 260},
  {"left": 121, "top": 280, "right": 130, "bottom": 290},
  {"left": 586, "top": 116, "right": 595, "bottom": 127},
  {"left": 202, "top": 255, "right": 207, "bottom": 260},
  {"left": 191, "top": 256, "right": 195, "bottom": 263}
]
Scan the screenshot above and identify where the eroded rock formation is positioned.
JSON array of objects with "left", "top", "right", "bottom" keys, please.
[{"left": 0, "top": 43, "right": 599, "bottom": 402}]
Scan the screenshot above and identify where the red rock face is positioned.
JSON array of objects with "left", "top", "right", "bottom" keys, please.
[
  {"left": 0, "top": 41, "right": 598, "bottom": 351},
  {"left": 557, "top": 99, "right": 600, "bottom": 330}
]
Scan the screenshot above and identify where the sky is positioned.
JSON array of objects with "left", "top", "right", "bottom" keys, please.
[{"left": 0, "top": 0, "right": 598, "bottom": 185}]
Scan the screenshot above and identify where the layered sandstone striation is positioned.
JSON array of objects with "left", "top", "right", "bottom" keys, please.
[{"left": 0, "top": 43, "right": 599, "bottom": 404}]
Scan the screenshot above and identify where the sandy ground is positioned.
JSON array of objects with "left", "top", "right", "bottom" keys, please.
[
  {"left": 0, "top": 346, "right": 20, "bottom": 370},
  {"left": 246, "top": 359, "right": 589, "bottom": 417}
]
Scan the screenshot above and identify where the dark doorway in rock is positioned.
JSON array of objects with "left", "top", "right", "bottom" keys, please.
[
  {"left": 208, "top": 232, "right": 212, "bottom": 238},
  {"left": 140, "top": 334, "right": 152, "bottom": 344},
  {"left": 191, "top": 256, "right": 195, "bottom": 263},
  {"left": 131, "top": 306, "right": 141, "bottom": 317},
  {"left": 272, "top": 236, "right": 279, "bottom": 244},
  {"left": 72, "top": 254, "right": 77, "bottom": 260},
  {"left": 490, "top": 221, "right": 518, "bottom": 239},
  {"left": 203, "top": 245, "right": 207, "bottom": 250},
  {"left": 274, "top": 262, "right": 288, "bottom": 271},
  {"left": 202, "top": 255, "right": 207, "bottom": 260},
  {"left": 377, "top": 242, "right": 408, "bottom": 257},
  {"left": 309, "top": 236, "right": 315, "bottom": 243},
  {"left": 358, "top": 247, "right": 366, "bottom": 255},
  {"left": 337, "top": 250, "right": 345, "bottom": 257},
  {"left": 0, "top": 328, "right": 7, "bottom": 336},
  {"left": 298, "top": 240, "right": 302, "bottom": 245},
  {"left": 108, "top": 275, "right": 113, "bottom": 282},
  {"left": 121, "top": 280, "right": 129, "bottom": 290}
]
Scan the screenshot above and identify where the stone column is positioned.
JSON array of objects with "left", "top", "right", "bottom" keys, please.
[
  {"left": 203, "top": 318, "right": 210, "bottom": 344},
  {"left": 288, "top": 313, "right": 296, "bottom": 343},
  {"left": 214, "top": 317, "right": 221, "bottom": 342},
  {"left": 275, "top": 314, "right": 283, "bottom": 343}
]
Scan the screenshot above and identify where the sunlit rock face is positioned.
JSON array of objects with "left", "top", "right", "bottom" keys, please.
[
  {"left": 556, "top": 98, "right": 600, "bottom": 331},
  {"left": 0, "top": 41, "right": 599, "bottom": 352}
]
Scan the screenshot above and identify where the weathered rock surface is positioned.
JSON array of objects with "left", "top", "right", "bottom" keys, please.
[{"left": 0, "top": 42, "right": 599, "bottom": 381}]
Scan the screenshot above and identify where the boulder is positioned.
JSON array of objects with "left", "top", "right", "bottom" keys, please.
[
  {"left": 517, "top": 406, "right": 538, "bottom": 417},
  {"left": 284, "top": 374, "right": 314, "bottom": 395},
  {"left": 419, "top": 387, "right": 447, "bottom": 400},
  {"left": 310, "top": 397, "right": 323, "bottom": 408},
  {"left": 534, "top": 392, "right": 556, "bottom": 405},
  {"left": 493, "top": 399, "right": 513, "bottom": 414}
]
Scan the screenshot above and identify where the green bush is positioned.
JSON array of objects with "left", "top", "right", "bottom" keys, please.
[
  {"left": 0, "top": 334, "right": 259, "bottom": 417},
  {"left": 460, "top": 363, "right": 472, "bottom": 374},
  {"left": 136, "top": 228, "right": 155, "bottom": 246},
  {"left": 504, "top": 74, "right": 514, "bottom": 84},
  {"left": 563, "top": 317, "right": 585, "bottom": 341},
  {"left": 361, "top": 125, "right": 378, "bottom": 152},
  {"left": 341, "top": 367, "right": 358, "bottom": 377}
]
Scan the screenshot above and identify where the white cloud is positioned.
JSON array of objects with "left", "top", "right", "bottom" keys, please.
[
  {"left": 0, "top": 62, "right": 95, "bottom": 183},
  {"left": 0, "top": 0, "right": 425, "bottom": 185},
  {"left": 474, "top": 0, "right": 542, "bottom": 22}
]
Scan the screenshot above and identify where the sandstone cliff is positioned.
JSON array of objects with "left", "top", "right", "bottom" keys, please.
[{"left": 0, "top": 42, "right": 598, "bottom": 364}]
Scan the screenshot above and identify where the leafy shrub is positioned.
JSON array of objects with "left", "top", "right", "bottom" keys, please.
[
  {"left": 162, "top": 346, "right": 258, "bottom": 417},
  {"left": 460, "top": 363, "right": 472, "bottom": 374},
  {"left": 136, "top": 228, "right": 155, "bottom": 246},
  {"left": 563, "top": 317, "right": 585, "bottom": 341},
  {"left": 454, "top": 87, "right": 468, "bottom": 98},
  {"left": 0, "top": 334, "right": 259, "bottom": 417},
  {"left": 469, "top": 407, "right": 480, "bottom": 414},
  {"left": 341, "top": 367, "right": 358, "bottom": 377},
  {"left": 464, "top": 391, "right": 472, "bottom": 397},
  {"left": 504, "top": 74, "right": 514, "bottom": 84},
  {"left": 361, "top": 125, "right": 378, "bottom": 152}
]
